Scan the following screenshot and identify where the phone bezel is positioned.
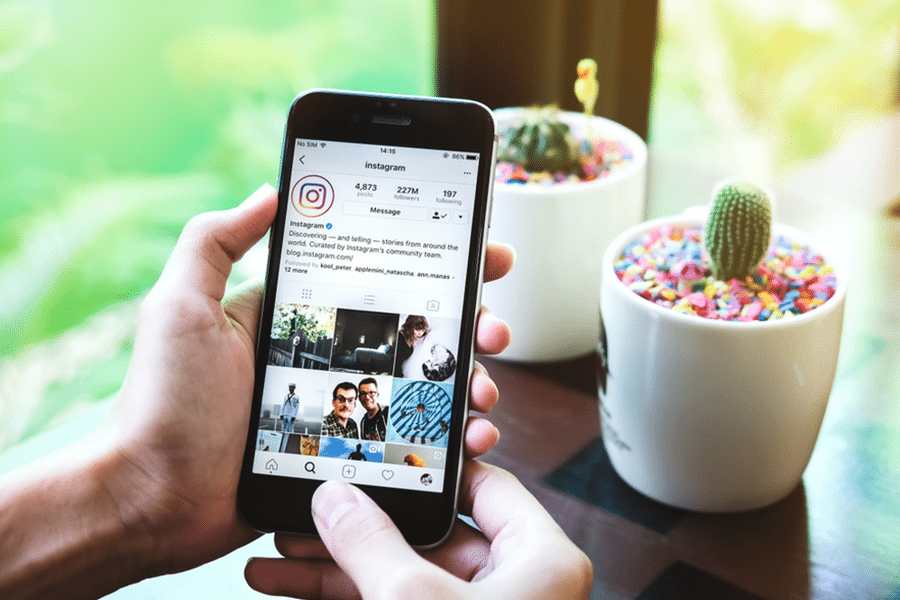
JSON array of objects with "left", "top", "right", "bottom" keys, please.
[{"left": 237, "top": 90, "right": 496, "bottom": 547}]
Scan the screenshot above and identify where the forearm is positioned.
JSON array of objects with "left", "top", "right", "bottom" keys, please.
[{"left": 0, "top": 443, "right": 154, "bottom": 599}]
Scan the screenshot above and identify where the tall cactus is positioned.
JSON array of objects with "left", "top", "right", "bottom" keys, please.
[
  {"left": 704, "top": 182, "right": 773, "bottom": 281},
  {"left": 498, "top": 106, "right": 579, "bottom": 173}
]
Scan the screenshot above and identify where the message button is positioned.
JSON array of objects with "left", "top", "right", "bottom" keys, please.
[{"left": 344, "top": 202, "right": 428, "bottom": 221}]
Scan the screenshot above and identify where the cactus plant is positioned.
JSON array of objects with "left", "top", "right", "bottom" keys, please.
[
  {"left": 497, "top": 106, "right": 580, "bottom": 174},
  {"left": 704, "top": 182, "right": 773, "bottom": 281}
]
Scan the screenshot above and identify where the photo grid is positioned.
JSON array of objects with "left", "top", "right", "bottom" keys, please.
[{"left": 257, "top": 305, "right": 459, "bottom": 476}]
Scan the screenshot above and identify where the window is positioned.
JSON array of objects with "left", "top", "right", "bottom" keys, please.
[{"left": 0, "top": 0, "right": 435, "bottom": 449}]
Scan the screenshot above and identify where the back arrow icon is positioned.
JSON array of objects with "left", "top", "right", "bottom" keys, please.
[{"left": 298, "top": 155, "right": 305, "bottom": 164}]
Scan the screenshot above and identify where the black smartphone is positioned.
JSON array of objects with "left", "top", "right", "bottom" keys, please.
[{"left": 237, "top": 90, "right": 496, "bottom": 546}]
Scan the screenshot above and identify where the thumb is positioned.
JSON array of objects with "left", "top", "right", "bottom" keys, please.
[
  {"left": 157, "top": 183, "right": 277, "bottom": 301},
  {"left": 312, "top": 481, "right": 446, "bottom": 596}
]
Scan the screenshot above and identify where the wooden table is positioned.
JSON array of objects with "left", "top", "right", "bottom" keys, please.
[{"left": 478, "top": 211, "right": 900, "bottom": 599}]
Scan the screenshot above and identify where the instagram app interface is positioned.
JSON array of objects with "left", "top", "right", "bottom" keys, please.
[{"left": 252, "top": 139, "right": 480, "bottom": 493}]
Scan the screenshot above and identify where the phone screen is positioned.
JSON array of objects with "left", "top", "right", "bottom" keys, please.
[{"left": 251, "top": 138, "right": 480, "bottom": 494}]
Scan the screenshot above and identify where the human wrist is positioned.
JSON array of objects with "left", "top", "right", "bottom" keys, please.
[
  {"left": 94, "top": 442, "right": 167, "bottom": 578},
  {"left": 0, "top": 442, "right": 158, "bottom": 598},
  {"left": 102, "top": 436, "right": 200, "bottom": 579}
]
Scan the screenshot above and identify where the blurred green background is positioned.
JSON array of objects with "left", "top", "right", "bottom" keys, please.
[
  {"left": 0, "top": 0, "right": 897, "bottom": 451},
  {"left": 0, "top": 0, "right": 435, "bottom": 449}
]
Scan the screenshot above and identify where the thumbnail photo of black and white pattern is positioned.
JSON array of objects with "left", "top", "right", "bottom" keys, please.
[{"left": 386, "top": 379, "right": 453, "bottom": 448}]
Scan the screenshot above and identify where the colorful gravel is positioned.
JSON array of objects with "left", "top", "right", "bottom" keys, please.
[
  {"left": 496, "top": 137, "right": 633, "bottom": 185},
  {"left": 615, "top": 225, "right": 837, "bottom": 322}
]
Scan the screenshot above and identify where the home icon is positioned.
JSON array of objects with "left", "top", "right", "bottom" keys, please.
[{"left": 265, "top": 459, "right": 278, "bottom": 473}]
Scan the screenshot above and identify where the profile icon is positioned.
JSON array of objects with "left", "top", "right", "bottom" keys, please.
[{"left": 291, "top": 174, "right": 335, "bottom": 218}]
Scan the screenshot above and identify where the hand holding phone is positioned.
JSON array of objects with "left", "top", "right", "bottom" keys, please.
[
  {"left": 244, "top": 461, "right": 594, "bottom": 599},
  {"left": 0, "top": 97, "right": 514, "bottom": 598},
  {"left": 106, "top": 183, "right": 510, "bottom": 576},
  {"left": 238, "top": 90, "right": 503, "bottom": 545}
]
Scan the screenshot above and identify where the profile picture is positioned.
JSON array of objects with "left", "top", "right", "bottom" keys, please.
[
  {"left": 319, "top": 437, "right": 384, "bottom": 462},
  {"left": 258, "top": 367, "right": 326, "bottom": 437},
  {"left": 386, "top": 379, "right": 454, "bottom": 448},
  {"left": 330, "top": 309, "right": 399, "bottom": 375},
  {"left": 393, "top": 315, "right": 460, "bottom": 382},
  {"left": 268, "top": 303, "right": 336, "bottom": 370},
  {"left": 291, "top": 174, "right": 335, "bottom": 218}
]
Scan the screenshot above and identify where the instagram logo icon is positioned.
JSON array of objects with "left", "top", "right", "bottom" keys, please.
[{"left": 291, "top": 174, "right": 335, "bottom": 218}]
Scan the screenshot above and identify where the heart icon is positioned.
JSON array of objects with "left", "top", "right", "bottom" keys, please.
[{"left": 381, "top": 470, "right": 394, "bottom": 480}]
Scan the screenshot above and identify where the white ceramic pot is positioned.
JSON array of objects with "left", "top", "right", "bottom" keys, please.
[
  {"left": 484, "top": 108, "right": 647, "bottom": 362},
  {"left": 599, "top": 215, "right": 847, "bottom": 512}
]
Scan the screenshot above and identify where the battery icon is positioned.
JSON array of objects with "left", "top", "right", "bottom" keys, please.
[{"left": 465, "top": 154, "right": 477, "bottom": 160}]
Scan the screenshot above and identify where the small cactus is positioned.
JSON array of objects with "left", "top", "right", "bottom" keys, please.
[
  {"left": 704, "top": 181, "right": 773, "bottom": 281},
  {"left": 498, "top": 106, "right": 579, "bottom": 173}
]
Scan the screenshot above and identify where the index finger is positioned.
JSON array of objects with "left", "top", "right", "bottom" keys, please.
[
  {"left": 458, "top": 461, "right": 593, "bottom": 597},
  {"left": 458, "top": 461, "right": 565, "bottom": 555}
]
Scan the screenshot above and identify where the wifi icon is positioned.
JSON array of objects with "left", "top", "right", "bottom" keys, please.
[{"left": 320, "top": 142, "right": 327, "bottom": 148}]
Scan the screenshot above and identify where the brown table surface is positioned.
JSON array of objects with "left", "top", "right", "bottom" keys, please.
[{"left": 478, "top": 211, "right": 900, "bottom": 600}]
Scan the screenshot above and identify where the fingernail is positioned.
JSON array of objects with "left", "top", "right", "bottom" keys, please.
[
  {"left": 492, "top": 241, "right": 517, "bottom": 270},
  {"left": 484, "top": 311, "right": 507, "bottom": 329},
  {"left": 244, "top": 558, "right": 268, "bottom": 592},
  {"left": 312, "top": 480, "right": 358, "bottom": 531}
]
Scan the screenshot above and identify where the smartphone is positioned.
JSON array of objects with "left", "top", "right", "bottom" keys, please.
[{"left": 237, "top": 90, "right": 496, "bottom": 546}]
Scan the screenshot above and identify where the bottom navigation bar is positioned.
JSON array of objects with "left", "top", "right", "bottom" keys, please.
[{"left": 253, "top": 451, "right": 445, "bottom": 493}]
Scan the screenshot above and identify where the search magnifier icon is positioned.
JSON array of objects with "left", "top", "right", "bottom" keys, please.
[{"left": 304, "top": 461, "right": 316, "bottom": 474}]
